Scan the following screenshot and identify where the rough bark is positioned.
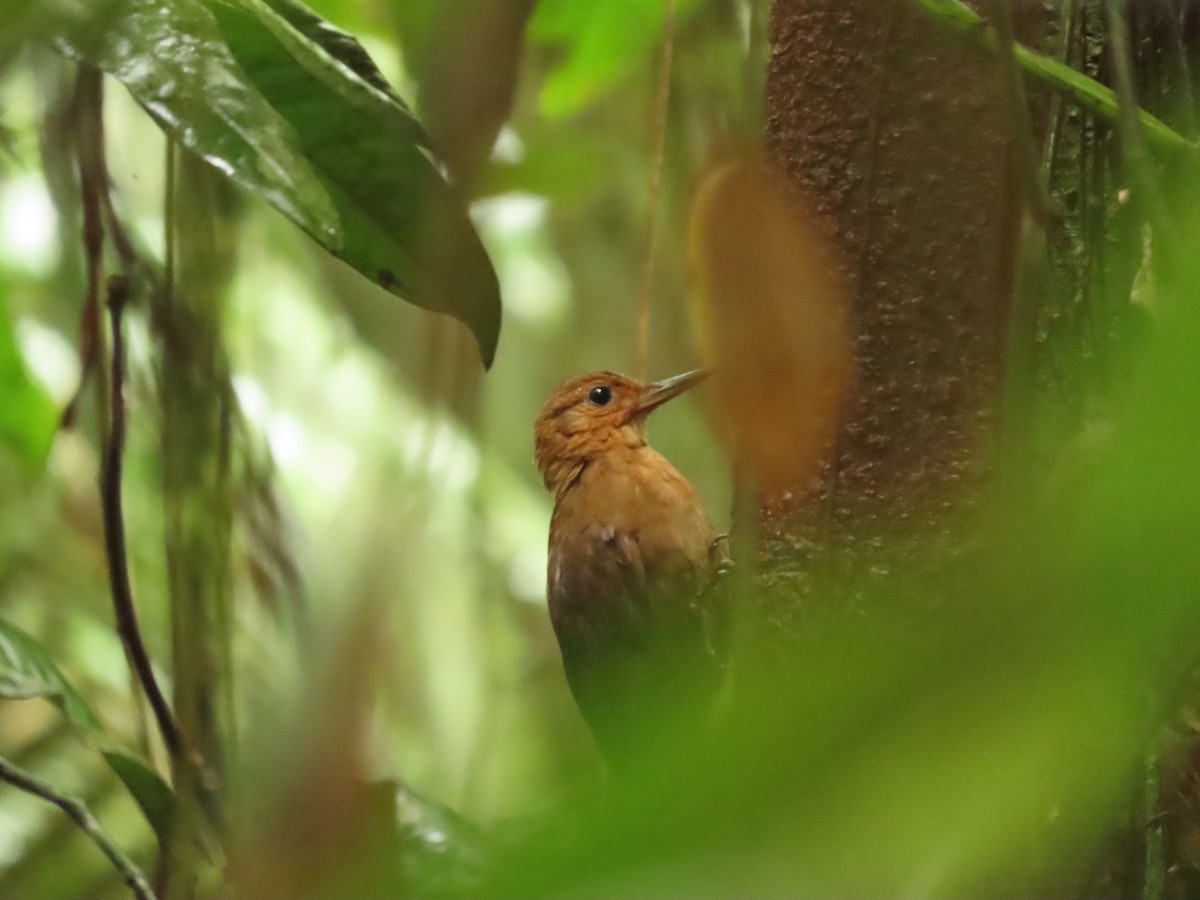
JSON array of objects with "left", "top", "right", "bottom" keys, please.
[
  {"left": 762, "top": 1, "right": 1200, "bottom": 897},
  {"left": 761, "top": 0, "right": 1030, "bottom": 608}
]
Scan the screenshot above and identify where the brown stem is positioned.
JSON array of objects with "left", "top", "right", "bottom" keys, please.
[
  {"left": 101, "top": 274, "right": 183, "bottom": 759},
  {"left": 60, "top": 68, "right": 106, "bottom": 431}
]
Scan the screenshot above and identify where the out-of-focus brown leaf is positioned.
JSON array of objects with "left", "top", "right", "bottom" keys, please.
[{"left": 688, "top": 154, "right": 852, "bottom": 497}]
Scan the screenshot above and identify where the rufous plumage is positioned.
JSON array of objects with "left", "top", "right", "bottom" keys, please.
[{"left": 534, "top": 369, "right": 726, "bottom": 766}]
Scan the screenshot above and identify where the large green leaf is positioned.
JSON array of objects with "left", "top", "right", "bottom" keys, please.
[
  {"left": 47, "top": 0, "right": 501, "bottom": 366},
  {"left": 262, "top": 0, "right": 408, "bottom": 105},
  {"left": 0, "top": 618, "right": 176, "bottom": 842},
  {"left": 0, "top": 299, "right": 57, "bottom": 473}
]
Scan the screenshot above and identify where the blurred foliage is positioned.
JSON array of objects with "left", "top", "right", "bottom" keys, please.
[
  {"left": 0, "top": 0, "right": 1196, "bottom": 898},
  {"left": 527, "top": 0, "right": 706, "bottom": 118},
  {"left": 0, "top": 284, "right": 55, "bottom": 472},
  {"left": 0, "top": 617, "right": 175, "bottom": 844}
]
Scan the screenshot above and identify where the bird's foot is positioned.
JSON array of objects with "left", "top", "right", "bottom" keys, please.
[{"left": 708, "top": 533, "right": 732, "bottom": 566}]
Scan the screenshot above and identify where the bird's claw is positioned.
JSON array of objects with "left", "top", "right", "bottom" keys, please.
[{"left": 708, "top": 534, "right": 734, "bottom": 577}]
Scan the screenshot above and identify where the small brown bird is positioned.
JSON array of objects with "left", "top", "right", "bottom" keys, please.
[{"left": 534, "top": 369, "right": 727, "bottom": 766}]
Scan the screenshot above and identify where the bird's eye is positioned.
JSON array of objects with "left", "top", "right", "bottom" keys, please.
[{"left": 588, "top": 385, "right": 612, "bottom": 407}]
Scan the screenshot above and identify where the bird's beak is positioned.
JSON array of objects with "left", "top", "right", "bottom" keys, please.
[{"left": 635, "top": 368, "right": 710, "bottom": 416}]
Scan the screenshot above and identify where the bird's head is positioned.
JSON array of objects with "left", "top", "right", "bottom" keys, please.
[{"left": 534, "top": 368, "right": 709, "bottom": 495}]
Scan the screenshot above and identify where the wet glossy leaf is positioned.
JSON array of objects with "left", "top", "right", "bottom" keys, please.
[
  {"left": 48, "top": 0, "right": 337, "bottom": 243},
  {"left": 264, "top": 0, "right": 406, "bottom": 103},
  {"left": 47, "top": 0, "right": 501, "bottom": 366}
]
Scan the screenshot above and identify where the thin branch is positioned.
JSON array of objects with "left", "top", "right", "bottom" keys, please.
[
  {"left": 60, "top": 68, "right": 106, "bottom": 431},
  {"left": 986, "top": 0, "right": 1051, "bottom": 222},
  {"left": 0, "top": 755, "right": 156, "bottom": 900},
  {"left": 1103, "top": 0, "right": 1179, "bottom": 258},
  {"left": 1040, "top": 0, "right": 1080, "bottom": 179},
  {"left": 986, "top": 0, "right": 1051, "bottom": 472},
  {"left": 636, "top": 0, "right": 676, "bottom": 381},
  {"left": 1162, "top": 0, "right": 1196, "bottom": 137},
  {"left": 99, "top": 179, "right": 140, "bottom": 272},
  {"left": 907, "top": 0, "right": 1197, "bottom": 161},
  {"left": 1103, "top": 0, "right": 1156, "bottom": 188},
  {"left": 101, "top": 274, "right": 183, "bottom": 759}
]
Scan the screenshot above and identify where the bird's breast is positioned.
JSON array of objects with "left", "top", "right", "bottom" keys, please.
[{"left": 546, "top": 447, "right": 714, "bottom": 621}]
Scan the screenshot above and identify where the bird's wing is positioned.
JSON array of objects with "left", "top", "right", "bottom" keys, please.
[
  {"left": 548, "top": 522, "right": 647, "bottom": 656},
  {"left": 548, "top": 522, "right": 725, "bottom": 766}
]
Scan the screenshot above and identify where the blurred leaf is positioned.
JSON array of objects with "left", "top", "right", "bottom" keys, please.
[
  {"left": 393, "top": 780, "right": 490, "bottom": 896},
  {"left": 47, "top": 0, "right": 502, "bottom": 366},
  {"left": 0, "top": 300, "right": 57, "bottom": 472},
  {"left": 0, "top": 618, "right": 176, "bottom": 843},
  {"left": 0, "top": 0, "right": 38, "bottom": 63},
  {"left": 481, "top": 133, "right": 610, "bottom": 204},
  {"left": 0, "top": 618, "right": 100, "bottom": 728},
  {"left": 102, "top": 750, "right": 176, "bottom": 843},
  {"left": 389, "top": 0, "right": 439, "bottom": 83},
  {"left": 528, "top": 0, "right": 703, "bottom": 118},
  {"left": 688, "top": 155, "right": 852, "bottom": 496}
]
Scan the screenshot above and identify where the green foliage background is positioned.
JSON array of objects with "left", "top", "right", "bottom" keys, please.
[{"left": 0, "top": 0, "right": 1197, "bottom": 897}]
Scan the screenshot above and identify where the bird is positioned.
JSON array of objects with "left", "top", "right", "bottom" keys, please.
[{"left": 534, "top": 369, "right": 728, "bottom": 767}]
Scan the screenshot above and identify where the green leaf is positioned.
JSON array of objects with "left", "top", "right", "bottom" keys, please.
[
  {"left": 46, "top": 0, "right": 501, "bottom": 366},
  {"left": 528, "top": 0, "right": 702, "bottom": 118},
  {"left": 0, "top": 618, "right": 99, "bottom": 728},
  {"left": 0, "top": 300, "right": 57, "bottom": 472},
  {"left": 262, "top": 0, "right": 408, "bottom": 106},
  {"left": 391, "top": 780, "right": 490, "bottom": 896},
  {"left": 48, "top": 0, "right": 338, "bottom": 242},
  {"left": 102, "top": 750, "right": 176, "bottom": 843},
  {"left": 0, "top": 617, "right": 176, "bottom": 843}
]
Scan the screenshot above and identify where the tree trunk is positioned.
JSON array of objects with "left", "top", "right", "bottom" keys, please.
[
  {"left": 761, "top": 0, "right": 1026, "bottom": 600},
  {"left": 762, "top": 1, "right": 1200, "bottom": 896}
]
